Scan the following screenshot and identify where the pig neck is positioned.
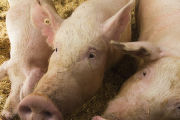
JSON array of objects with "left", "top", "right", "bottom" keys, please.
[{"left": 138, "top": 0, "right": 180, "bottom": 57}]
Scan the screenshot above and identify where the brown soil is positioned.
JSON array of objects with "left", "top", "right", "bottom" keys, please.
[{"left": 0, "top": 0, "right": 137, "bottom": 120}]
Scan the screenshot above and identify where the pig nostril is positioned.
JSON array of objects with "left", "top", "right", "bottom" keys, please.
[
  {"left": 20, "top": 106, "right": 32, "bottom": 114},
  {"left": 42, "top": 111, "right": 52, "bottom": 118}
]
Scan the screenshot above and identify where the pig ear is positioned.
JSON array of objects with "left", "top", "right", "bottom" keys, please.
[
  {"left": 111, "top": 41, "right": 164, "bottom": 62},
  {"left": 102, "top": 0, "right": 135, "bottom": 40},
  {"left": 31, "top": 0, "right": 64, "bottom": 47}
]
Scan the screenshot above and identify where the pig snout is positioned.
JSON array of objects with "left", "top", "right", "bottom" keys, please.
[{"left": 18, "top": 95, "right": 63, "bottom": 120}]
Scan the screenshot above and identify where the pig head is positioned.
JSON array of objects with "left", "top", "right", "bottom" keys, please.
[{"left": 18, "top": 0, "right": 135, "bottom": 119}]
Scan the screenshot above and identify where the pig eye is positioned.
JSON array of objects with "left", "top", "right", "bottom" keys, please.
[
  {"left": 143, "top": 72, "right": 147, "bottom": 76},
  {"left": 88, "top": 48, "right": 97, "bottom": 59},
  {"left": 140, "top": 68, "right": 150, "bottom": 78},
  {"left": 88, "top": 53, "right": 96, "bottom": 59}
]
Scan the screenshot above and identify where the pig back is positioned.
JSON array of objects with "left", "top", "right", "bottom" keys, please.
[{"left": 137, "top": 0, "right": 180, "bottom": 39}]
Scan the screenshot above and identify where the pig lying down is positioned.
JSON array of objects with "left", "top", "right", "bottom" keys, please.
[
  {"left": 17, "top": 0, "right": 135, "bottom": 119},
  {"left": 0, "top": 0, "right": 55, "bottom": 119},
  {"left": 93, "top": 0, "right": 180, "bottom": 120},
  {"left": 94, "top": 58, "right": 180, "bottom": 120}
]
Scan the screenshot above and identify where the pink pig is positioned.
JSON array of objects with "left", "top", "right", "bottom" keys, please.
[
  {"left": 0, "top": 0, "right": 57, "bottom": 119},
  {"left": 93, "top": 0, "right": 180, "bottom": 120},
  {"left": 17, "top": 0, "right": 135, "bottom": 120}
]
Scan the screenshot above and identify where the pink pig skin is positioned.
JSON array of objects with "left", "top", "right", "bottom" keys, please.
[
  {"left": 93, "top": 0, "right": 180, "bottom": 120},
  {"left": 0, "top": 0, "right": 59, "bottom": 119}
]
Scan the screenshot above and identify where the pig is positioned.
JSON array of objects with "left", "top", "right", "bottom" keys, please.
[
  {"left": 92, "top": 0, "right": 180, "bottom": 120},
  {"left": 17, "top": 0, "right": 135, "bottom": 119},
  {"left": 0, "top": 0, "right": 57, "bottom": 119}
]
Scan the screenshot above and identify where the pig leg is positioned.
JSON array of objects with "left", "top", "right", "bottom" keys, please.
[
  {"left": 0, "top": 61, "right": 10, "bottom": 80},
  {"left": 20, "top": 68, "right": 45, "bottom": 100},
  {"left": 1, "top": 78, "right": 23, "bottom": 119}
]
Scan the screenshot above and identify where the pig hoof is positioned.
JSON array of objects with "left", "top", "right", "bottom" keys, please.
[{"left": 1, "top": 110, "right": 14, "bottom": 120}]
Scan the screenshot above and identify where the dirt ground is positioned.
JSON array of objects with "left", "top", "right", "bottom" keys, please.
[{"left": 0, "top": 0, "right": 137, "bottom": 120}]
